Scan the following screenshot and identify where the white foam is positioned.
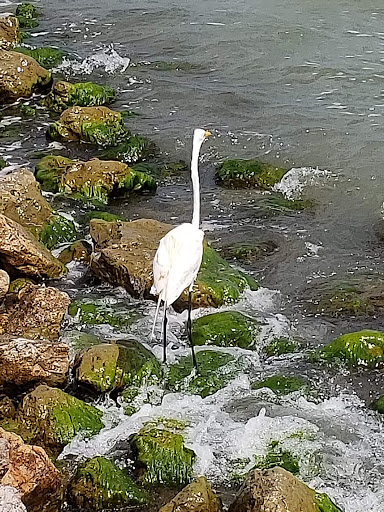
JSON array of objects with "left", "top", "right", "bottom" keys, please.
[
  {"left": 273, "top": 166, "right": 331, "bottom": 200},
  {"left": 54, "top": 45, "right": 130, "bottom": 75}
]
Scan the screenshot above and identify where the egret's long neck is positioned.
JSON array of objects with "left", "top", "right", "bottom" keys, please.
[{"left": 191, "top": 139, "right": 203, "bottom": 228}]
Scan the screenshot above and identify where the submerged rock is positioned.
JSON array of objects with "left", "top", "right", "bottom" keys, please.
[
  {"left": 130, "top": 425, "right": 195, "bottom": 485},
  {"left": 99, "top": 135, "right": 157, "bottom": 164},
  {"left": 0, "top": 50, "right": 51, "bottom": 103},
  {"left": 216, "top": 159, "right": 288, "bottom": 190},
  {"left": 228, "top": 467, "right": 342, "bottom": 512},
  {"left": 68, "top": 299, "right": 140, "bottom": 327},
  {"left": 0, "top": 167, "right": 76, "bottom": 249},
  {"left": 317, "top": 329, "right": 384, "bottom": 368},
  {"left": 0, "top": 336, "right": 69, "bottom": 387},
  {"left": 0, "top": 16, "right": 20, "bottom": 50},
  {"left": 371, "top": 395, "right": 384, "bottom": 414},
  {"left": 252, "top": 375, "right": 309, "bottom": 395},
  {"left": 167, "top": 350, "right": 240, "bottom": 397},
  {"left": 0, "top": 284, "right": 70, "bottom": 340},
  {"left": 192, "top": 311, "right": 261, "bottom": 348},
  {"left": 0, "top": 214, "right": 66, "bottom": 278},
  {"left": 90, "top": 219, "right": 258, "bottom": 310},
  {"left": 47, "top": 106, "right": 128, "bottom": 146},
  {"left": 0, "top": 428, "right": 61, "bottom": 512},
  {"left": 18, "top": 384, "right": 104, "bottom": 453},
  {"left": 35, "top": 156, "right": 156, "bottom": 203},
  {"left": 75, "top": 340, "right": 162, "bottom": 393},
  {"left": 264, "top": 338, "right": 301, "bottom": 357},
  {"left": 69, "top": 456, "right": 147, "bottom": 510},
  {"left": 43, "top": 80, "right": 115, "bottom": 111},
  {"left": 222, "top": 240, "right": 278, "bottom": 263},
  {"left": 14, "top": 47, "right": 64, "bottom": 69},
  {"left": 253, "top": 442, "right": 300, "bottom": 475},
  {"left": 15, "top": 3, "right": 39, "bottom": 29},
  {"left": 159, "top": 476, "right": 222, "bottom": 512}
]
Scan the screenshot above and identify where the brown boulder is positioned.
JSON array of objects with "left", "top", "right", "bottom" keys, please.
[
  {"left": 0, "top": 284, "right": 70, "bottom": 340},
  {"left": 0, "top": 16, "right": 20, "bottom": 50},
  {"left": 0, "top": 50, "right": 51, "bottom": 103},
  {"left": 0, "top": 428, "right": 61, "bottom": 512},
  {"left": 159, "top": 476, "right": 222, "bottom": 512},
  {"left": 0, "top": 336, "right": 69, "bottom": 387},
  {"left": 0, "top": 214, "right": 66, "bottom": 278}
]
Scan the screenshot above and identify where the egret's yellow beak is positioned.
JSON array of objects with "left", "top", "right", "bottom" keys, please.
[{"left": 204, "top": 130, "right": 211, "bottom": 138}]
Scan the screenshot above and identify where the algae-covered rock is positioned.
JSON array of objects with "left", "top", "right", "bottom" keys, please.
[
  {"left": 58, "top": 240, "right": 91, "bottom": 265},
  {"left": 167, "top": 350, "right": 240, "bottom": 397},
  {"left": 0, "top": 158, "right": 6, "bottom": 170},
  {"left": 222, "top": 240, "right": 278, "bottom": 263},
  {"left": 69, "top": 456, "right": 148, "bottom": 510},
  {"left": 253, "top": 444, "right": 300, "bottom": 475},
  {"left": 371, "top": 395, "right": 384, "bottom": 414},
  {"left": 228, "top": 467, "right": 342, "bottom": 512},
  {"left": 0, "top": 50, "right": 51, "bottom": 103},
  {"left": 216, "top": 159, "right": 288, "bottom": 190},
  {"left": 0, "top": 16, "right": 20, "bottom": 50},
  {"left": 130, "top": 425, "right": 195, "bottom": 485},
  {"left": 252, "top": 375, "right": 308, "bottom": 396},
  {"left": 192, "top": 311, "right": 261, "bottom": 348},
  {"left": 317, "top": 330, "right": 384, "bottom": 368},
  {"left": 15, "top": 3, "right": 38, "bottom": 29},
  {"left": 43, "top": 80, "right": 115, "bottom": 112},
  {"left": 69, "top": 300, "right": 141, "bottom": 327},
  {"left": 47, "top": 106, "right": 128, "bottom": 146},
  {"left": 39, "top": 214, "right": 76, "bottom": 250},
  {"left": 264, "top": 338, "right": 301, "bottom": 357},
  {"left": 14, "top": 46, "right": 64, "bottom": 69},
  {"left": 85, "top": 211, "right": 126, "bottom": 223},
  {"left": 89, "top": 219, "right": 257, "bottom": 309},
  {"left": 99, "top": 135, "right": 157, "bottom": 164},
  {"left": 18, "top": 384, "right": 104, "bottom": 452},
  {"left": 159, "top": 476, "right": 222, "bottom": 512},
  {"left": 75, "top": 340, "right": 162, "bottom": 394},
  {"left": 36, "top": 156, "right": 156, "bottom": 203}
]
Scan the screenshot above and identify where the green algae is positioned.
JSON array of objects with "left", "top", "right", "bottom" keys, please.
[
  {"left": 16, "top": 3, "right": 38, "bottom": 29},
  {"left": 0, "top": 158, "right": 6, "bottom": 170},
  {"left": 39, "top": 213, "right": 77, "bottom": 249},
  {"left": 70, "top": 456, "right": 148, "bottom": 510},
  {"left": 318, "top": 330, "right": 384, "bottom": 368},
  {"left": 99, "top": 135, "right": 157, "bottom": 164},
  {"left": 192, "top": 310, "right": 261, "bottom": 348},
  {"left": 371, "top": 395, "right": 384, "bottom": 414},
  {"left": 35, "top": 155, "right": 73, "bottom": 193},
  {"left": 223, "top": 240, "right": 278, "bottom": 262},
  {"left": 264, "top": 338, "right": 300, "bottom": 357},
  {"left": 80, "top": 120, "right": 128, "bottom": 146},
  {"left": 15, "top": 47, "right": 64, "bottom": 69},
  {"left": 8, "top": 278, "right": 35, "bottom": 293},
  {"left": 314, "top": 492, "right": 343, "bottom": 512},
  {"left": 216, "top": 159, "right": 288, "bottom": 190},
  {"left": 43, "top": 81, "right": 115, "bottom": 111},
  {"left": 69, "top": 300, "right": 140, "bottom": 328},
  {"left": 84, "top": 211, "right": 127, "bottom": 223},
  {"left": 130, "top": 427, "right": 195, "bottom": 485},
  {"left": 252, "top": 375, "right": 308, "bottom": 395},
  {"left": 167, "top": 350, "right": 239, "bottom": 398},
  {"left": 253, "top": 446, "right": 300, "bottom": 475},
  {"left": 19, "top": 104, "right": 36, "bottom": 116}
]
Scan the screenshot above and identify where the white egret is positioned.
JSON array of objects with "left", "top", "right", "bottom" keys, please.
[{"left": 151, "top": 128, "right": 211, "bottom": 367}]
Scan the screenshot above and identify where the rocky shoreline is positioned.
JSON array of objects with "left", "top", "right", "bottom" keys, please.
[{"left": 0, "top": 3, "right": 382, "bottom": 512}]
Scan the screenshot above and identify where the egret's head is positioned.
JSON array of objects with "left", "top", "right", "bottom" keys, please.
[{"left": 194, "top": 128, "right": 211, "bottom": 147}]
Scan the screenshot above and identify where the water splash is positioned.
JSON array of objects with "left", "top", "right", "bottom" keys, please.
[
  {"left": 54, "top": 45, "right": 130, "bottom": 75},
  {"left": 273, "top": 166, "right": 331, "bottom": 200}
]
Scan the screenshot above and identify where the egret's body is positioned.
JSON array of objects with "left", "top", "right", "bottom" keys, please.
[{"left": 151, "top": 128, "right": 210, "bottom": 366}]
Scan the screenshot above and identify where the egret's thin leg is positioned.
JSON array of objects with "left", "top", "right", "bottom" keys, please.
[
  {"left": 162, "top": 303, "right": 168, "bottom": 364},
  {"left": 187, "top": 289, "right": 198, "bottom": 370},
  {"left": 151, "top": 297, "right": 162, "bottom": 339}
]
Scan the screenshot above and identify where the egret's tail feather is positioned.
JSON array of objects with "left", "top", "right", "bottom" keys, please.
[{"left": 151, "top": 297, "right": 162, "bottom": 340}]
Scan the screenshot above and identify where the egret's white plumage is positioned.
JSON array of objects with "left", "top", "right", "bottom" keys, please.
[{"left": 151, "top": 128, "right": 210, "bottom": 364}]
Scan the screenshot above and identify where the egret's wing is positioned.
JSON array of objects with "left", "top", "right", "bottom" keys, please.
[{"left": 151, "top": 236, "right": 171, "bottom": 296}]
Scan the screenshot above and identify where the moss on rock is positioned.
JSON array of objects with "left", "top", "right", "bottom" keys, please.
[
  {"left": 222, "top": 240, "right": 278, "bottom": 263},
  {"left": 314, "top": 492, "right": 343, "bottom": 512},
  {"left": 14, "top": 46, "right": 64, "bottom": 69},
  {"left": 15, "top": 3, "right": 38, "bottom": 29},
  {"left": 371, "top": 395, "right": 384, "bottom": 414},
  {"left": 99, "top": 135, "right": 157, "bottom": 164},
  {"left": 69, "top": 300, "right": 140, "bottom": 327},
  {"left": 43, "top": 80, "right": 115, "bottom": 112},
  {"left": 167, "top": 350, "right": 240, "bottom": 397},
  {"left": 318, "top": 330, "right": 384, "bottom": 368},
  {"left": 252, "top": 375, "right": 308, "bottom": 395},
  {"left": 35, "top": 155, "right": 73, "bottom": 193},
  {"left": 84, "top": 211, "right": 126, "bottom": 223},
  {"left": 192, "top": 311, "right": 261, "bottom": 348},
  {"left": 253, "top": 444, "right": 300, "bottom": 475},
  {"left": 70, "top": 456, "right": 148, "bottom": 510},
  {"left": 264, "top": 338, "right": 300, "bottom": 357},
  {"left": 39, "top": 213, "right": 77, "bottom": 249},
  {"left": 216, "top": 159, "right": 288, "bottom": 190},
  {"left": 130, "top": 426, "right": 195, "bottom": 485}
]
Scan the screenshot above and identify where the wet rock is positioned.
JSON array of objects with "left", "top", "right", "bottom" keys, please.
[
  {"left": 18, "top": 384, "right": 104, "bottom": 454},
  {"left": 159, "top": 476, "right": 222, "bottom": 512},
  {"left": 251, "top": 375, "right": 309, "bottom": 396},
  {"left": 167, "top": 350, "right": 241, "bottom": 397},
  {"left": 222, "top": 240, "right": 278, "bottom": 263},
  {"left": 14, "top": 47, "right": 64, "bottom": 69},
  {"left": 35, "top": 156, "right": 156, "bottom": 203},
  {"left": 0, "top": 284, "right": 70, "bottom": 340},
  {"left": 0, "top": 396, "right": 16, "bottom": 421},
  {"left": 47, "top": 106, "right": 128, "bottom": 146},
  {"left": 69, "top": 456, "right": 147, "bottom": 510},
  {"left": 0, "top": 16, "right": 20, "bottom": 50},
  {"left": 42, "top": 80, "right": 115, "bottom": 112},
  {"left": 0, "top": 167, "right": 76, "bottom": 249},
  {"left": 192, "top": 311, "right": 261, "bottom": 348},
  {"left": 68, "top": 299, "right": 141, "bottom": 327},
  {"left": 0, "top": 215, "right": 66, "bottom": 278},
  {"left": 0, "top": 485, "right": 27, "bottom": 512},
  {"left": 252, "top": 443, "right": 299, "bottom": 475},
  {"left": 0, "top": 428, "right": 61, "bottom": 512},
  {"left": 0, "top": 336, "right": 69, "bottom": 387},
  {"left": 371, "top": 395, "right": 384, "bottom": 413},
  {"left": 8, "top": 278, "right": 35, "bottom": 294},
  {"left": 216, "top": 159, "right": 288, "bottom": 190},
  {"left": 0, "top": 270, "right": 10, "bottom": 302},
  {"left": 264, "top": 338, "right": 301, "bottom": 357},
  {"left": 90, "top": 219, "right": 258, "bottom": 310},
  {"left": 130, "top": 424, "right": 195, "bottom": 485},
  {"left": 317, "top": 329, "right": 384, "bottom": 368},
  {"left": 99, "top": 135, "right": 157, "bottom": 164},
  {"left": 58, "top": 240, "right": 92, "bottom": 265},
  {"left": 84, "top": 211, "right": 127, "bottom": 223},
  {"left": 0, "top": 50, "right": 51, "bottom": 103},
  {"left": 228, "top": 467, "right": 342, "bottom": 512},
  {"left": 15, "top": 3, "right": 38, "bottom": 29},
  {"left": 75, "top": 340, "right": 162, "bottom": 394}
]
